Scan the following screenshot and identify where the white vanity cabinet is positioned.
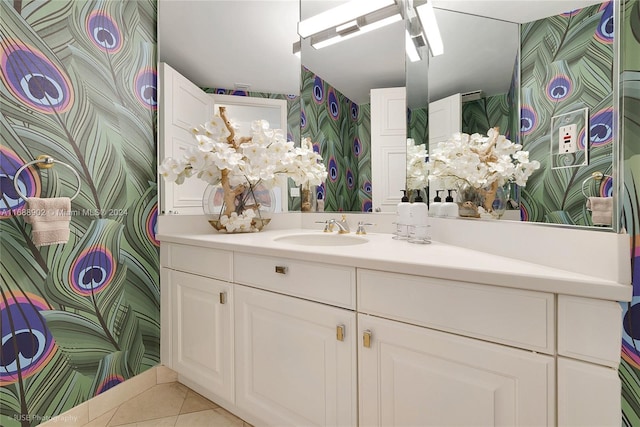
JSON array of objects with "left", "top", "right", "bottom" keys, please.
[
  {"left": 357, "top": 269, "right": 555, "bottom": 426},
  {"left": 159, "top": 237, "right": 628, "bottom": 427},
  {"left": 160, "top": 243, "right": 235, "bottom": 405},
  {"left": 234, "top": 285, "right": 357, "bottom": 426},
  {"left": 233, "top": 253, "right": 357, "bottom": 426}
]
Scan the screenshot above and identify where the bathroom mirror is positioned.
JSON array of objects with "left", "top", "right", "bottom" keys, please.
[
  {"left": 298, "top": 0, "right": 406, "bottom": 212},
  {"left": 428, "top": 0, "right": 618, "bottom": 230}
]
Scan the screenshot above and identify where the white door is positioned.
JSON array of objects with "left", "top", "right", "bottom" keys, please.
[
  {"left": 358, "top": 314, "right": 554, "bottom": 427},
  {"left": 428, "top": 93, "right": 462, "bottom": 147},
  {"left": 371, "top": 87, "right": 407, "bottom": 212},
  {"left": 159, "top": 62, "right": 214, "bottom": 214},
  {"left": 235, "top": 285, "right": 357, "bottom": 426},
  {"left": 171, "top": 270, "right": 234, "bottom": 403}
]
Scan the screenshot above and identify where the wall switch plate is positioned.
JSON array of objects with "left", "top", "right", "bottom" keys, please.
[
  {"left": 290, "top": 187, "right": 300, "bottom": 197},
  {"left": 559, "top": 124, "right": 578, "bottom": 154}
]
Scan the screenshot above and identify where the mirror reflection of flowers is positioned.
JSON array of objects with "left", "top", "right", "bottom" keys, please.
[
  {"left": 406, "top": 138, "right": 430, "bottom": 193},
  {"left": 159, "top": 107, "right": 327, "bottom": 230},
  {"left": 429, "top": 128, "right": 540, "bottom": 212}
]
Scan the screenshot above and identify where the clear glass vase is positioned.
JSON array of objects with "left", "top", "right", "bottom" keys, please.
[
  {"left": 202, "top": 182, "right": 274, "bottom": 232},
  {"left": 456, "top": 182, "right": 508, "bottom": 219}
]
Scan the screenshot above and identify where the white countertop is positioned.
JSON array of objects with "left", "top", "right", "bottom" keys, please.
[{"left": 158, "top": 229, "right": 632, "bottom": 302}]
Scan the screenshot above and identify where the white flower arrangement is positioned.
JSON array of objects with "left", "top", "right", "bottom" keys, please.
[
  {"left": 159, "top": 107, "right": 327, "bottom": 231},
  {"left": 406, "top": 138, "right": 430, "bottom": 191},
  {"left": 429, "top": 128, "right": 540, "bottom": 190}
]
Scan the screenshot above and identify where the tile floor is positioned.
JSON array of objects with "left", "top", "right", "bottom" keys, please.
[{"left": 82, "top": 382, "right": 251, "bottom": 427}]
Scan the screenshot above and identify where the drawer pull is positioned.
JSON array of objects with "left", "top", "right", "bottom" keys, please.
[
  {"left": 336, "top": 325, "right": 345, "bottom": 341},
  {"left": 363, "top": 330, "right": 372, "bottom": 348},
  {"left": 275, "top": 265, "right": 288, "bottom": 274},
  {"left": 219, "top": 292, "right": 227, "bottom": 304}
]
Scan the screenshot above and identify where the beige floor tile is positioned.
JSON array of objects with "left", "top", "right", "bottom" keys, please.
[
  {"left": 83, "top": 408, "right": 116, "bottom": 427},
  {"left": 174, "top": 409, "right": 244, "bottom": 427},
  {"left": 108, "top": 382, "right": 188, "bottom": 426},
  {"left": 88, "top": 368, "right": 157, "bottom": 421},
  {"left": 180, "top": 390, "right": 220, "bottom": 414},
  {"left": 113, "top": 415, "right": 178, "bottom": 427}
]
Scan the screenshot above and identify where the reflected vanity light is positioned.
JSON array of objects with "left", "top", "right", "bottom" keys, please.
[
  {"left": 311, "top": 14, "right": 402, "bottom": 49},
  {"left": 416, "top": 1, "right": 444, "bottom": 56},
  {"left": 405, "top": 30, "right": 422, "bottom": 62},
  {"left": 297, "top": 0, "right": 396, "bottom": 38}
]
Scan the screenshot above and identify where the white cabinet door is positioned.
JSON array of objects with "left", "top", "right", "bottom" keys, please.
[
  {"left": 171, "top": 270, "right": 234, "bottom": 403},
  {"left": 371, "top": 87, "right": 406, "bottom": 212},
  {"left": 558, "top": 357, "right": 621, "bottom": 427},
  {"left": 358, "top": 314, "right": 554, "bottom": 427},
  {"left": 235, "top": 285, "right": 357, "bottom": 427},
  {"left": 159, "top": 62, "right": 213, "bottom": 215}
]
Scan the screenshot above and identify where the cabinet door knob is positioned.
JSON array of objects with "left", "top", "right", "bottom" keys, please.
[
  {"left": 363, "top": 330, "right": 372, "bottom": 348},
  {"left": 275, "top": 265, "right": 288, "bottom": 274},
  {"left": 219, "top": 292, "right": 227, "bottom": 304},
  {"left": 336, "top": 325, "right": 345, "bottom": 342}
]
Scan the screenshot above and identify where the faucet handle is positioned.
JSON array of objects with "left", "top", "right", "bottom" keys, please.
[
  {"left": 315, "top": 219, "right": 334, "bottom": 232},
  {"left": 356, "top": 221, "right": 375, "bottom": 235}
]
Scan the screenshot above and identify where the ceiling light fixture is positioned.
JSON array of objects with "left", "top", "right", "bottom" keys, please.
[
  {"left": 297, "top": 0, "right": 396, "bottom": 38},
  {"left": 311, "top": 13, "right": 402, "bottom": 50},
  {"left": 415, "top": 1, "right": 444, "bottom": 56}
]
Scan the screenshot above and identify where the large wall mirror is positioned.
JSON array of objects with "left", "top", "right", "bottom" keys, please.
[
  {"left": 159, "top": 0, "right": 619, "bottom": 230},
  {"left": 298, "top": 0, "right": 406, "bottom": 212},
  {"left": 427, "top": 0, "right": 619, "bottom": 230}
]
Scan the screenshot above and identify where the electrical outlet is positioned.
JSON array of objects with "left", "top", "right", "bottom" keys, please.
[
  {"left": 290, "top": 187, "right": 300, "bottom": 197},
  {"left": 559, "top": 124, "right": 577, "bottom": 154}
]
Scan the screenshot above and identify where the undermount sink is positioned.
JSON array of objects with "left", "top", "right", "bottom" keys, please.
[{"left": 273, "top": 233, "right": 369, "bottom": 246}]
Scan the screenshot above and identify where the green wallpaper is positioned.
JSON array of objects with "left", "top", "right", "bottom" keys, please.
[
  {"left": 620, "top": 0, "right": 640, "bottom": 424},
  {"left": 520, "top": 2, "right": 615, "bottom": 226},
  {"left": 0, "top": 1, "right": 159, "bottom": 425},
  {"left": 300, "top": 67, "right": 372, "bottom": 212}
]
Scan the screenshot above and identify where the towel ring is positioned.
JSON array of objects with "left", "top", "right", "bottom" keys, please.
[
  {"left": 13, "top": 155, "right": 82, "bottom": 201},
  {"left": 581, "top": 171, "right": 612, "bottom": 198}
]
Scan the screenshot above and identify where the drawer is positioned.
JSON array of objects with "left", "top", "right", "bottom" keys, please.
[
  {"left": 234, "top": 253, "right": 356, "bottom": 309},
  {"left": 358, "top": 269, "right": 555, "bottom": 353},
  {"left": 558, "top": 295, "right": 622, "bottom": 367},
  {"left": 161, "top": 243, "right": 232, "bottom": 281}
]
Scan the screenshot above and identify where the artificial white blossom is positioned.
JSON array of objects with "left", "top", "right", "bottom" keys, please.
[
  {"left": 429, "top": 128, "right": 540, "bottom": 189},
  {"left": 406, "top": 138, "right": 430, "bottom": 190},
  {"left": 159, "top": 111, "right": 328, "bottom": 214}
]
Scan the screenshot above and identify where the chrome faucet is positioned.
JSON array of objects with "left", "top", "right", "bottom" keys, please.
[{"left": 318, "top": 215, "right": 350, "bottom": 233}]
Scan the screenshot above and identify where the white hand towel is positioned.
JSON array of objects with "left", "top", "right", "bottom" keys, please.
[
  {"left": 24, "top": 197, "right": 71, "bottom": 246},
  {"left": 586, "top": 196, "right": 613, "bottom": 226}
]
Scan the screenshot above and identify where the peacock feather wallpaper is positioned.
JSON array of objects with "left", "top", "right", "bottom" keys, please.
[
  {"left": 300, "top": 67, "right": 372, "bottom": 212},
  {"left": 519, "top": 1, "right": 615, "bottom": 226},
  {"left": 0, "top": 0, "right": 159, "bottom": 425},
  {"left": 620, "top": 0, "right": 640, "bottom": 424}
]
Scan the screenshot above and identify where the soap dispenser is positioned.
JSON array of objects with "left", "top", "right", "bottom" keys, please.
[
  {"left": 409, "top": 192, "right": 428, "bottom": 225},
  {"left": 429, "top": 190, "right": 443, "bottom": 217},
  {"left": 441, "top": 189, "right": 459, "bottom": 217},
  {"left": 395, "top": 190, "right": 411, "bottom": 239}
]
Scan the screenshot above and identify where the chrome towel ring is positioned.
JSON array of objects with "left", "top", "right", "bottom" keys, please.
[
  {"left": 580, "top": 171, "right": 612, "bottom": 198},
  {"left": 13, "top": 155, "right": 82, "bottom": 201}
]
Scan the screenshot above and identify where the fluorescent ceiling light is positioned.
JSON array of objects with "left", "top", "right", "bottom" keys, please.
[
  {"left": 298, "top": 0, "right": 396, "bottom": 38},
  {"left": 405, "top": 30, "right": 421, "bottom": 62},
  {"left": 416, "top": 1, "right": 444, "bottom": 56},
  {"left": 312, "top": 13, "right": 402, "bottom": 49}
]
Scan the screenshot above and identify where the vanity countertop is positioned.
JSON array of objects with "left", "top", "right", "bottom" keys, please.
[{"left": 158, "top": 229, "right": 632, "bottom": 302}]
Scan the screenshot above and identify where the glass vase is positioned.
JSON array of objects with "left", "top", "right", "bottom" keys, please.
[
  {"left": 456, "top": 182, "right": 508, "bottom": 219},
  {"left": 202, "top": 182, "right": 273, "bottom": 232}
]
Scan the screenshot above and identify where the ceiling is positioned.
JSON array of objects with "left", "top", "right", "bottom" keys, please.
[{"left": 158, "top": 0, "right": 606, "bottom": 105}]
